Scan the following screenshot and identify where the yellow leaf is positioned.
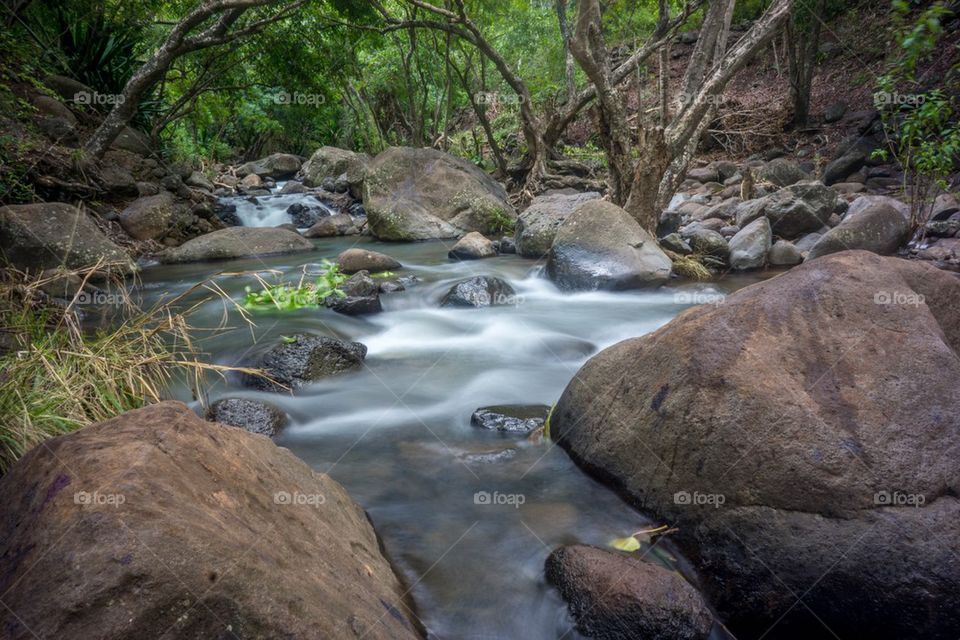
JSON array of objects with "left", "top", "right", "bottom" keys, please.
[{"left": 608, "top": 536, "right": 641, "bottom": 552}]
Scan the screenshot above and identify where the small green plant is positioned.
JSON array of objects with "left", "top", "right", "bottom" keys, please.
[
  {"left": 242, "top": 261, "right": 348, "bottom": 311},
  {"left": 487, "top": 207, "right": 515, "bottom": 235}
]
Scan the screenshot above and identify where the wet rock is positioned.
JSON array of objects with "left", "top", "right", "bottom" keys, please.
[
  {"left": 363, "top": 147, "right": 515, "bottom": 240},
  {"left": 326, "top": 271, "right": 382, "bottom": 315},
  {"left": 215, "top": 202, "right": 242, "bottom": 227},
  {"left": 498, "top": 236, "right": 517, "bottom": 254},
  {"left": 547, "top": 200, "right": 672, "bottom": 291},
  {"left": 279, "top": 180, "right": 308, "bottom": 194},
  {"left": 657, "top": 209, "right": 683, "bottom": 238},
  {"left": 0, "top": 401, "right": 420, "bottom": 640},
  {"left": 440, "top": 276, "right": 516, "bottom": 308},
  {"left": 728, "top": 217, "right": 771, "bottom": 270},
  {"left": 931, "top": 194, "right": 959, "bottom": 221},
  {"left": 205, "top": 397, "right": 288, "bottom": 436},
  {"left": 286, "top": 202, "right": 326, "bottom": 228},
  {"left": 551, "top": 251, "right": 960, "bottom": 639},
  {"left": 739, "top": 182, "right": 838, "bottom": 238},
  {"left": 185, "top": 171, "right": 214, "bottom": 191},
  {"left": 243, "top": 334, "right": 367, "bottom": 391},
  {"left": 449, "top": 232, "right": 496, "bottom": 260},
  {"left": 925, "top": 219, "right": 960, "bottom": 238},
  {"left": 514, "top": 191, "right": 601, "bottom": 258},
  {"left": 470, "top": 405, "right": 550, "bottom": 434},
  {"left": 546, "top": 545, "right": 713, "bottom": 640},
  {"left": 684, "top": 227, "right": 729, "bottom": 261},
  {"left": 337, "top": 248, "right": 401, "bottom": 274},
  {"left": 304, "top": 214, "right": 356, "bottom": 237},
  {"left": 239, "top": 173, "right": 263, "bottom": 192},
  {"left": 158, "top": 227, "right": 314, "bottom": 263},
  {"left": 0, "top": 203, "right": 133, "bottom": 273}
]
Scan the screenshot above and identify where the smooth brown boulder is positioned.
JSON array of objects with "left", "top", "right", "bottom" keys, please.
[
  {"left": 119, "top": 192, "right": 189, "bottom": 241},
  {"left": 546, "top": 545, "right": 713, "bottom": 640},
  {"left": 448, "top": 231, "right": 496, "bottom": 260},
  {"left": 552, "top": 251, "right": 960, "bottom": 639},
  {"left": 305, "top": 213, "right": 356, "bottom": 237},
  {"left": 158, "top": 227, "right": 314, "bottom": 263},
  {"left": 337, "top": 248, "right": 401, "bottom": 274},
  {"left": 0, "top": 402, "right": 422, "bottom": 640}
]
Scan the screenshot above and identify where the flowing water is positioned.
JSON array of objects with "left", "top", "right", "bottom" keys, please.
[{"left": 138, "top": 212, "right": 772, "bottom": 638}]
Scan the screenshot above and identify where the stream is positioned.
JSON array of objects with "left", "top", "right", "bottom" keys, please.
[{"left": 136, "top": 190, "right": 772, "bottom": 639}]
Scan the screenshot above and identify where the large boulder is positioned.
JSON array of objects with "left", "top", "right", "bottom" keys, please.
[
  {"left": 0, "top": 402, "right": 421, "bottom": 640},
  {"left": 243, "top": 334, "right": 367, "bottom": 391},
  {"left": 119, "top": 192, "right": 191, "bottom": 241},
  {"left": 305, "top": 214, "right": 357, "bottom": 237},
  {"left": 546, "top": 545, "right": 713, "bottom": 640},
  {"left": 514, "top": 191, "right": 601, "bottom": 258},
  {"left": 301, "top": 146, "right": 370, "bottom": 199},
  {"left": 0, "top": 203, "right": 133, "bottom": 273},
  {"left": 823, "top": 151, "right": 867, "bottom": 186},
  {"left": 847, "top": 194, "right": 910, "bottom": 221},
  {"left": 239, "top": 152, "right": 302, "bottom": 179},
  {"left": 807, "top": 200, "right": 910, "bottom": 260},
  {"left": 546, "top": 201, "right": 672, "bottom": 291},
  {"left": 728, "top": 217, "right": 771, "bottom": 270},
  {"left": 362, "top": 147, "right": 515, "bottom": 241},
  {"left": 551, "top": 251, "right": 960, "bottom": 639},
  {"left": 158, "top": 227, "right": 314, "bottom": 263}
]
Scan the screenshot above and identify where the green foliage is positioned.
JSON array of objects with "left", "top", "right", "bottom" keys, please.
[
  {"left": 875, "top": 1, "right": 960, "bottom": 224},
  {"left": 242, "top": 262, "right": 348, "bottom": 311}
]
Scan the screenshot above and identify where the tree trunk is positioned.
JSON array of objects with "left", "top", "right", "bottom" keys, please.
[
  {"left": 786, "top": 0, "right": 825, "bottom": 127},
  {"left": 624, "top": 127, "right": 671, "bottom": 232}
]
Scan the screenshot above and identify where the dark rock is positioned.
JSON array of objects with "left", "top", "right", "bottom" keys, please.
[
  {"left": 684, "top": 227, "right": 729, "bottom": 261},
  {"left": 657, "top": 209, "right": 683, "bottom": 238},
  {"left": 325, "top": 271, "right": 382, "bottom": 315},
  {"left": 824, "top": 102, "right": 847, "bottom": 123},
  {"left": 286, "top": 202, "right": 326, "bottom": 228},
  {"left": 440, "top": 276, "right": 516, "bottom": 308},
  {"left": 728, "top": 217, "right": 771, "bottom": 270},
  {"left": 470, "top": 405, "right": 550, "bottom": 434},
  {"left": 239, "top": 153, "right": 302, "bottom": 179},
  {"left": 824, "top": 152, "right": 867, "bottom": 186},
  {"left": 243, "top": 334, "right": 367, "bottom": 390},
  {"left": 660, "top": 233, "right": 692, "bottom": 255},
  {"left": 499, "top": 236, "right": 517, "bottom": 254},
  {"left": 302, "top": 147, "right": 370, "bottom": 199},
  {"left": 546, "top": 545, "right": 713, "bottom": 640},
  {"left": 205, "top": 398, "right": 288, "bottom": 436}
]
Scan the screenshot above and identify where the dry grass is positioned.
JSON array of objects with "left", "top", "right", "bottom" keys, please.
[
  {"left": 665, "top": 249, "right": 714, "bottom": 280},
  {"left": 0, "top": 262, "right": 258, "bottom": 474}
]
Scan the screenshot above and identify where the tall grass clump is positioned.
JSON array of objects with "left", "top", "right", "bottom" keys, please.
[{"left": 0, "top": 263, "right": 253, "bottom": 474}]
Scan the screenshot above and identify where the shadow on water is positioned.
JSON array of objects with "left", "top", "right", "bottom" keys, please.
[{"left": 138, "top": 235, "right": 773, "bottom": 639}]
